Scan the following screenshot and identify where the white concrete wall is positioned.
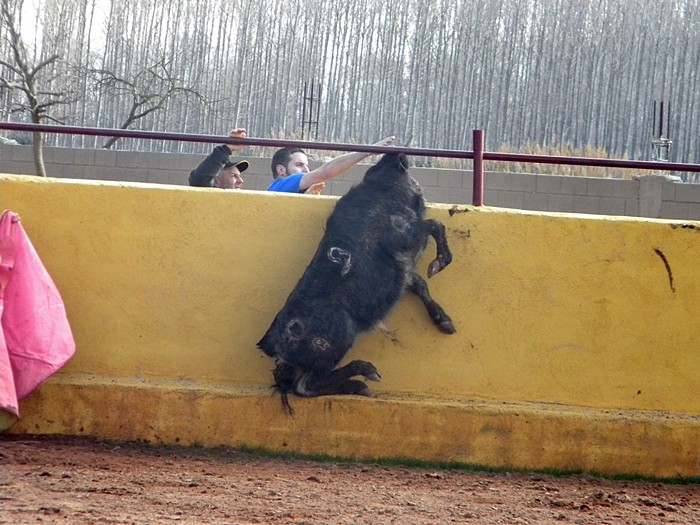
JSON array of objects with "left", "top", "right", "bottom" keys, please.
[{"left": 2, "top": 143, "right": 697, "bottom": 219}]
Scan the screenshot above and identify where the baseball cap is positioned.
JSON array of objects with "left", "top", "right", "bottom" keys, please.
[{"left": 224, "top": 159, "right": 249, "bottom": 172}]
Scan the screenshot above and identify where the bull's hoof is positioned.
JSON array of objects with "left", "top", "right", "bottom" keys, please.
[
  {"left": 365, "top": 371, "right": 381, "bottom": 382},
  {"left": 440, "top": 320, "right": 457, "bottom": 334},
  {"left": 427, "top": 256, "right": 449, "bottom": 278},
  {"left": 427, "top": 259, "right": 440, "bottom": 278},
  {"left": 351, "top": 360, "right": 382, "bottom": 382},
  {"left": 357, "top": 385, "right": 375, "bottom": 397},
  {"left": 435, "top": 315, "right": 456, "bottom": 334}
]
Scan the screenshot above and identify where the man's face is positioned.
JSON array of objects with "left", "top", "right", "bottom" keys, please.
[
  {"left": 283, "top": 152, "right": 309, "bottom": 176},
  {"left": 214, "top": 167, "right": 244, "bottom": 189}
]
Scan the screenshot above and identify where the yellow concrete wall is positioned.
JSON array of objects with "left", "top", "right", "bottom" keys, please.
[{"left": 1, "top": 173, "right": 699, "bottom": 478}]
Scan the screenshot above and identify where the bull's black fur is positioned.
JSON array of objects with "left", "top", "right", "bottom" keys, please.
[{"left": 257, "top": 154, "right": 455, "bottom": 413}]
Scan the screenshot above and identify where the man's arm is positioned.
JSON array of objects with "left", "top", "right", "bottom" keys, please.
[
  {"left": 188, "top": 145, "right": 231, "bottom": 187},
  {"left": 297, "top": 136, "right": 395, "bottom": 191}
]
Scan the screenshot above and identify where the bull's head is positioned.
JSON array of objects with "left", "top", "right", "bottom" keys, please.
[
  {"left": 362, "top": 153, "right": 410, "bottom": 185},
  {"left": 257, "top": 309, "right": 355, "bottom": 371}
]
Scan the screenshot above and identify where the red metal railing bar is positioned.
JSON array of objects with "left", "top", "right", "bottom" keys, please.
[
  {"left": 0, "top": 122, "right": 473, "bottom": 160},
  {"left": 482, "top": 151, "right": 700, "bottom": 172},
  {"left": 2, "top": 122, "right": 699, "bottom": 179}
]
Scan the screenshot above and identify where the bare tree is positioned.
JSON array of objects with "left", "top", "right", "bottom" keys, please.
[
  {"left": 0, "top": 0, "right": 72, "bottom": 176},
  {"left": 87, "top": 57, "right": 205, "bottom": 149},
  {"left": 2, "top": 0, "right": 699, "bottom": 164}
]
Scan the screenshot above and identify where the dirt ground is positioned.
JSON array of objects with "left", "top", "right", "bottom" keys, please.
[{"left": 0, "top": 435, "right": 698, "bottom": 525}]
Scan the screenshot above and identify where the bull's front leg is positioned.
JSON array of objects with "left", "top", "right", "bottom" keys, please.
[
  {"left": 423, "top": 219, "right": 452, "bottom": 278},
  {"left": 294, "top": 360, "right": 381, "bottom": 398},
  {"left": 408, "top": 272, "right": 456, "bottom": 334}
]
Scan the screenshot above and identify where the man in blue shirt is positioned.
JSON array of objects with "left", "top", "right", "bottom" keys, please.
[{"left": 267, "top": 136, "right": 395, "bottom": 194}]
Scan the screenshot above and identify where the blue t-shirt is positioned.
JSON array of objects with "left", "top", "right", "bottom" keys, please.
[{"left": 267, "top": 173, "right": 304, "bottom": 193}]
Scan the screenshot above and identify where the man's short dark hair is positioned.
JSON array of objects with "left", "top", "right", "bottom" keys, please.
[{"left": 271, "top": 148, "right": 305, "bottom": 179}]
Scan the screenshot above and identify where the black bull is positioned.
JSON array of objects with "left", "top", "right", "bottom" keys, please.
[{"left": 257, "top": 153, "right": 455, "bottom": 412}]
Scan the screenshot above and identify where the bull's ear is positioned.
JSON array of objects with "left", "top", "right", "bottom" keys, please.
[{"left": 285, "top": 319, "right": 305, "bottom": 340}]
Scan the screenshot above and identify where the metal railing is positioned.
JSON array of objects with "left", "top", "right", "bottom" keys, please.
[{"left": 2, "top": 122, "right": 700, "bottom": 206}]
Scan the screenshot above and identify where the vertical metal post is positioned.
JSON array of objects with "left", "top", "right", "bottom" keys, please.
[
  {"left": 472, "top": 129, "right": 484, "bottom": 206},
  {"left": 301, "top": 79, "right": 321, "bottom": 140},
  {"left": 651, "top": 100, "right": 672, "bottom": 162},
  {"left": 315, "top": 83, "right": 322, "bottom": 139},
  {"left": 301, "top": 81, "right": 308, "bottom": 140}
]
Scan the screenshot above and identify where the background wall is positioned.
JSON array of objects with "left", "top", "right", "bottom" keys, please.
[
  {"left": 2, "top": 171, "right": 699, "bottom": 411},
  {"left": 1, "top": 172, "right": 699, "bottom": 477},
  {"left": 2, "top": 143, "right": 699, "bottom": 219}
]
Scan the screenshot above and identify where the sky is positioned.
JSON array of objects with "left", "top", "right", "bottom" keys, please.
[{"left": 18, "top": 0, "right": 110, "bottom": 55}]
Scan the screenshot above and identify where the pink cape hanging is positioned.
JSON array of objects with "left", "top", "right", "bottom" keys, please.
[{"left": 0, "top": 210, "right": 76, "bottom": 430}]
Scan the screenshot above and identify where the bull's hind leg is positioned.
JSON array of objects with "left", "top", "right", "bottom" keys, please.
[
  {"left": 408, "top": 272, "right": 456, "bottom": 333},
  {"left": 423, "top": 219, "right": 452, "bottom": 277},
  {"left": 295, "top": 360, "right": 381, "bottom": 398}
]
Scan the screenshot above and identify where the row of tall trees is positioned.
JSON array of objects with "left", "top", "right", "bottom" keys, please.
[{"left": 1, "top": 0, "right": 698, "bottom": 163}]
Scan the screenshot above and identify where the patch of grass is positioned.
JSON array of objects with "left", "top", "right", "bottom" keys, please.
[
  {"left": 243, "top": 134, "right": 637, "bottom": 179},
  {"left": 489, "top": 142, "right": 633, "bottom": 179},
  {"left": 8, "top": 434, "right": 698, "bottom": 484},
  {"left": 425, "top": 142, "right": 633, "bottom": 179},
  {"left": 236, "top": 444, "right": 700, "bottom": 485}
]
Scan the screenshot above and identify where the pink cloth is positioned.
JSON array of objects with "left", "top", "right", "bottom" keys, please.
[{"left": 0, "top": 210, "right": 75, "bottom": 425}]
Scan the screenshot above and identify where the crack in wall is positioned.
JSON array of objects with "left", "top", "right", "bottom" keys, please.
[{"left": 654, "top": 248, "right": 675, "bottom": 293}]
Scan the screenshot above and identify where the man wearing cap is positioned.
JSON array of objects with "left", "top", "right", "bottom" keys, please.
[{"left": 189, "top": 128, "right": 249, "bottom": 189}]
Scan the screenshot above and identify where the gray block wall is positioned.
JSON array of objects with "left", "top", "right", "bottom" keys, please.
[{"left": 1, "top": 143, "right": 697, "bottom": 220}]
